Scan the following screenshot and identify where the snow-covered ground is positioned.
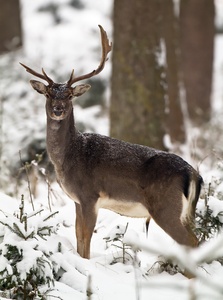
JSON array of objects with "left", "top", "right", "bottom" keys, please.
[
  {"left": 1, "top": 181, "right": 223, "bottom": 299},
  {"left": 1, "top": 0, "right": 223, "bottom": 299}
]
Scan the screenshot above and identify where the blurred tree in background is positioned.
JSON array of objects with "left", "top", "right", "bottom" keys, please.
[
  {"left": 180, "top": 0, "right": 215, "bottom": 126},
  {"left": 110, "top": 0, "right": 215, "bottom": 149},
  {"left": 110, "top": 0, "right": 166, "bottom": 150},
  {"left": 0, "top": 0, "right": 22, "bottom": 53},
  {"left": 161, "top": 0, "right": 185, "bottom": 144}
]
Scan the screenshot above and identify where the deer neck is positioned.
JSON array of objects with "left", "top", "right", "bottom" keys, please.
[{"left": 46, "top": 108, "right": 77, "bottom": 166}]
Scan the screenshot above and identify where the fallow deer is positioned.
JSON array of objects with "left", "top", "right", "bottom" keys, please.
[{"left": 21, "top": 25, "right": 202, "bottom": 259}]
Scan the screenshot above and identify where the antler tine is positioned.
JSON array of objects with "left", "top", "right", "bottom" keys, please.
[
  {"left": 20, "top": 62, "right": 54, "bottom": 85},
  {"left": 41, "top": 68, "right": 54, "bottom": 85},
  {"left": 67, "top": 69, "right": 75, "bottom": 86},
  {"left": 67, "top": 25, "right": 112, "bottom": 86}
]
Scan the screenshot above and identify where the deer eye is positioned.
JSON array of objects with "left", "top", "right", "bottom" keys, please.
[
  {"left": 68, "top": 95, "right": 73, "bottom": 100},
  {"left": 45, "top": 93, "right": 50, "bottom": 99}
]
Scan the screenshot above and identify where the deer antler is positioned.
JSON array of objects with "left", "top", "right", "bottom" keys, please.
[
  {"left": 20, "top": 25, "right": 111, "bottom": 87},
  {"left": 20, "top": 62, "right": 54, "bottom": 85},
  {"left": 66, "top": 25, "right": 112, "bottom": 86}
]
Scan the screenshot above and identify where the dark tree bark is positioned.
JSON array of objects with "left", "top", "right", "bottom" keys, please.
[
  {"left": 162, "top": 0, "right": 185, "bottom": 144},
  {"left": 0, "top": 0, "right": 22, "bottom": 53},
  {"left": 110, "top": 0, "right": 215, "bottom": 149},
  {"left": 180, "top": 0, "right": 215, "bottom": 125},
  {"left": 110, "top": 0, "right": 166, "bottom": 150}
]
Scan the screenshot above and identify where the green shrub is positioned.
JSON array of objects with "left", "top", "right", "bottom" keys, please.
[{"left": 0, "top": 196, "right": 59, "bottom": 299}]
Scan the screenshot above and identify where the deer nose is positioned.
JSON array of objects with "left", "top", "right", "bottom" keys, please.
[{"left": 53, "top": 107, "right": 63, "bottom": 116}]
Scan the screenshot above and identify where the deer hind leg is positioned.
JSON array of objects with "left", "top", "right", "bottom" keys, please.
[
  {"left": 148, "top": 193, "right": 198, "bottom": 248},
  {"left": 75, "top": 202, "right": 97, "bottom": 259}
]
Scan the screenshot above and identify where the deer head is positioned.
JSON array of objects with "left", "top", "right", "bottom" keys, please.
[{"left": 20, "top": 25, "right": 112, "bottom": 121}]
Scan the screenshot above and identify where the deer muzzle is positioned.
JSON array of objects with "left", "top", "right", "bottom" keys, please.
[{"left": 53, "top": 106, "right": 63, "bottom": 117}]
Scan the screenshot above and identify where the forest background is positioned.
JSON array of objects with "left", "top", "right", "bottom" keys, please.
[{"left": 1, "top": 0, "right": 223, "bottom": 299}]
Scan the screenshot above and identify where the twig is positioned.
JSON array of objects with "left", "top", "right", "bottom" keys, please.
[
  {"left": 86, "top": 275, "right": 93, "bottom": 299},
  {"left": 133, "top": 251, "right": 141, "bottom": 300},
  {"left": 43, "top": 211, "right": 59, "bottom": 222},
  {"left": 19, "top": 150, "right": 35, "bottom": 211},
  {"left": 45, "top": 174, "right": 52, "bottom": 212}
]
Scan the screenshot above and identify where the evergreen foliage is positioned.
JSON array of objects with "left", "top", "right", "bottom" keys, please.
[
  {"left": 195, "top": 180, "right": 223, "bottom": 243},
  {"left": 104, "top": 223, "right": 140, "bottom": 266},
  {"left": 0, "top": 197, "right": 59, "bottom": 299}
]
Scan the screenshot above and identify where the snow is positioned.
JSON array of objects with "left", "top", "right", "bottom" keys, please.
[
  {"left": 207, "top": 196, "right": 223, "bottom": 220},
  {"left": 215, "top": 0, "right": 223, "bottom": 29},
  {"left": 1, "top": 0, "right": 223, "bottom": 299},
  {"left": 1, "top": 183, "right": 223, "bottom": 299}
]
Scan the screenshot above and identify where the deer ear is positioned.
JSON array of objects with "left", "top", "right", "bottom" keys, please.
[
  {"left": 30, "top": 80, "right": 47, "bottom": 94},
  {"left": 72, "top": 84, "right": 91, "bottom": 97}
]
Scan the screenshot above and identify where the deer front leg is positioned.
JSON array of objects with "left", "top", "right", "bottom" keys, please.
[
  {"left": 75, "top": 202, "right": 97, "bottom": 259},
  {"left": 75, "top": 203, "right": 84, "bottom": 257}
]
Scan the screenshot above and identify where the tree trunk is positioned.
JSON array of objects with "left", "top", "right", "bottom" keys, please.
[
  {"left": 0, "top": 0, "right": 22, "bottom": 53},
  {"left": 162, "top": 0, "right": 185, "bottom": 144},
  {"left": 180, "top": 0, "right": 215, "bottom": 125},
  {"left": 110, "top": 0, "right": 166, "bottom": 150}
]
